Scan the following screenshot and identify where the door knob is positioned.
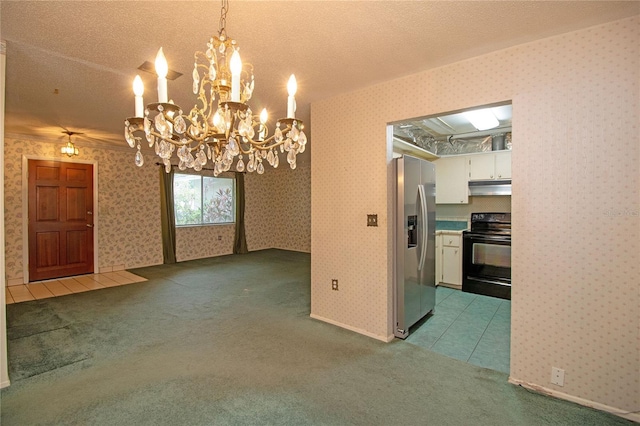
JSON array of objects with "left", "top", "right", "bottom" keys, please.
[{"left": 86, "top": 224, "right": 94, "bottom": 228}]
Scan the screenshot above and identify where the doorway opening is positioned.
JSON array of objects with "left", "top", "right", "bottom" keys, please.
[{"left": 390, "top": 102, "right": 512, "bottom": 374}]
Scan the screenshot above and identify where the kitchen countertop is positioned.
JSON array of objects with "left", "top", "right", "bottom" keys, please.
[{"left": 435, "top": 220, "right": 468, "bottom": 231}]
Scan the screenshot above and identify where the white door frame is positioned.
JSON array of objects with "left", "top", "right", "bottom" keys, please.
[{"left": 22, "top": 155, "right": 99, "bottom": 283}]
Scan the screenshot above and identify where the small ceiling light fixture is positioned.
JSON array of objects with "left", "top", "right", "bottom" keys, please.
[
  {"left": 463, "top": 109, "right": 500, "bottom": 131},
  {"left": 124, "top": 0, "right": 306, "bottom": 175},
  {"left": 60, "top": 130, "right": 80, "bottom": 157}
]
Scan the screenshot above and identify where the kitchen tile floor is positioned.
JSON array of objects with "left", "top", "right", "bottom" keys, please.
[
  {"left": 406, "top": 286, "right": 511, "bottom": 374},
  {"left": 5, "top": 271, "right": 147, "bottom": 304}
]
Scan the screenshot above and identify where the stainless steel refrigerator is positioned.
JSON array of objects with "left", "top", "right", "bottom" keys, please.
[{"left": 394, "top": 155, "right": 436, "bottom": 339}]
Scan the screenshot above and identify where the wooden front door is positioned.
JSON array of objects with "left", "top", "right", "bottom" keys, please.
[{"left": 28, "top": 160, "right": 94, "bottom": 281}]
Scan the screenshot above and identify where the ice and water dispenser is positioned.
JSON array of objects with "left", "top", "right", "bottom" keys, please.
[{"left": 407, "top": 215, "right": 417, "bottom": 248}]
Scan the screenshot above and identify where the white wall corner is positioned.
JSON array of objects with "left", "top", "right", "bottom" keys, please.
[{"left": 1, "top": 37, "right": 11, "bottom": 388}]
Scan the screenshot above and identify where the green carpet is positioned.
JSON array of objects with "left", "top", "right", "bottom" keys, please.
[{"left": 1, "top": 250, "right": 630, "bottom": 425}]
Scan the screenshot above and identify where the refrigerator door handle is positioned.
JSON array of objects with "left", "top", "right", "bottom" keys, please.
[{"left": 418, "top": 184, "right": 427, "bottom": 271}]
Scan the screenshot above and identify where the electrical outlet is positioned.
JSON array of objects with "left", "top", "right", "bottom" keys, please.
[
  {"left": 217, "top": 235, "right": 222, "bottom": 241},
  {"left": 551, "top": 367, "right": 565, "bottom": 386},
  {"left": 331, "top": 279, "right": 339, "bottom": 291},
  {"left": 367, "top": 214, "right": 378, "bottom": 227}
]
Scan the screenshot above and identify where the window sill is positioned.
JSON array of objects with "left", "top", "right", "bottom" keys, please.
[{"left": 175, "top": 223, "right": 235, "bottom": 229}]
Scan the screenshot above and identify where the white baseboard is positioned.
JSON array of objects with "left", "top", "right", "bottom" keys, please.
[
  {"left": 176, "top": 251, "right": 233, "bottom": 262},
  {"left": 309, "top": 313, "right": 389, "bottom": 342},
  {"left": 7, "top": 278, "right": 23, "bottom": 286},
  {"left": 271, "top": 246, "right": 311, "bottom": 254},
  {"left": 508, "top": 377, "right": 640, "bottom": 423}
]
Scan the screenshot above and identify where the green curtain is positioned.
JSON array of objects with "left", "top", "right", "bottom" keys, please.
[
  {"left": 233, "top": 172, "right": 248, "bottom": 254},
  {"left": 159, "top": 166, "right": 177, "bottom": 264}
]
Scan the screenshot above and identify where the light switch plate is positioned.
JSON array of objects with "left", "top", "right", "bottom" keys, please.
[{"left": 367, "top": 214, "right": 378, "bottom": 227}]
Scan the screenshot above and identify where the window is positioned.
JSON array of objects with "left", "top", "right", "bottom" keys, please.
[{"left": 173, "top": 174, "right": 235, "bottom": 226}]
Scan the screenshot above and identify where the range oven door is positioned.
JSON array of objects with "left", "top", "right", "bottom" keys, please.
[{"left": 462, "top": 232, "right": 511, "bottom": 300}]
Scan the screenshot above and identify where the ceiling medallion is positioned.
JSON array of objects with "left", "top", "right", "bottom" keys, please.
[{"left": 124, "top": 0, "right": 306, "bottom": 175}]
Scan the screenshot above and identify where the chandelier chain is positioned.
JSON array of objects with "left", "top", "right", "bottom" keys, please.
[{"left": 218, "top": 0, "right": 229, "bottom": 39}]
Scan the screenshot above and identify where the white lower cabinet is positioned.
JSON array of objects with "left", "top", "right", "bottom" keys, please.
[
  {"left": 435, "top": 233, "right": 442, "bottom": 285},
  {"left": 435, "top": 231, "right": 462, "bottom": 288}
]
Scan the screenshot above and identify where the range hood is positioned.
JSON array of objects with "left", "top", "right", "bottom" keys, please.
[{"left": 469, "top": 180, "right": 511, "bottom": 196}]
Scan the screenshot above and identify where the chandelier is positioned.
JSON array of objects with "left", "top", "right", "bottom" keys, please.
[
  {"left": 124, "top": 0, "right": 306, "bottom": 175},
  {"left": 60, "top": 130, "right": 80, "bottom": 157}
]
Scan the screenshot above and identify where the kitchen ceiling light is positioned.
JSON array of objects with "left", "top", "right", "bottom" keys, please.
[
  {"left": 60, "top": 130, "right": 80, "bottom": 157},
  {"left": 463, "top": 109, "right": 500, "bottom": 131},
  {"left": 124, "top": 0, "right": 306, "bottom": 175}
]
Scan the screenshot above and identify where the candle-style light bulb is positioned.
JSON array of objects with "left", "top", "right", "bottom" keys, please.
[
  {"left": 230, "top": 50, "right": 242, "bottom": 102},
  {"left": 259, "top": 108, "right": 268, "bottom": 140},
  {"left": 287, "top": 74, "right": 297, "bottom": 118},
  {"left": 155, "top": 47, "right": 169, "bottom": 103},
  {"left": 133, "top": 75, "right": 144, "bottom": 118}
]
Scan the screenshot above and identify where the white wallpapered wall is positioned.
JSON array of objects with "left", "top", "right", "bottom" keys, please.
[
  {"left": 3, "top": 138, "right": 164, "bottom": 279},
  {"left": 311, "top": 16, "right": 639, "bottom": 412},
  {"left": 3, "top": 139, "right": 311, "bottom": 280},
  {"left": 246, "top": 165, "right": 311, "bottom": 253}
]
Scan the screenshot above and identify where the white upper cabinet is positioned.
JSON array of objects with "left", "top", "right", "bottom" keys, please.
[
  {"left": 435, "top": 156, "right": 468, "bottom": 204},
  {"left": 494, "top": 151, "right": 512, "bottom": 179},
  {"left": 468, "top": 153, "right": 495, "bottom": 180},
  {"left": 468, "top": 151, "right": 511, "bottom": 181}
]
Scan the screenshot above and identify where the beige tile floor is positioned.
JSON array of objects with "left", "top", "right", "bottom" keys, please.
[{"left": 5, "top": 271, "right": 147, "bottom": 304}]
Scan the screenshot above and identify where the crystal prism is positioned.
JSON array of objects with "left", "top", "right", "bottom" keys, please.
[
  {"left": 299, "top": 131, "right": 307, "bottom": 146},
  {"left": 143, "top": 117, "right": 151, "bottom": 135},
  {"left": 174, "top": 116, "right": 187, "bottom": 134},
  {"left": 257, "top": 162, "right": 264, "bottom": 175},
  {"left": 209, "top": 63, "right": 216, "bottom": 80},
  {"left": 236, "top": 158, "right": 245, "bottom": 172},
  {"left": 287, "top": 149, "right": 296, "bottom": 164},
  {"left": 125, "top": 127, "right": 135, "bottom": 148},
  {"left": 155, "top": 113, "right": 168, "bottom": 133},
  {"left": 247, "top": 154, "right": 256, "bottom": 173},
  {"left": 135, "top": 150, "right": 144, "bottom": 167},
  {"left": 291, "top": 126, "right": 300, "bottom": 142},
  {"left": 192, "top": 66, "right": 200, "bottom": 86},
  {"left": 274, "top": 127, "right": 283, "bottom": 143}
]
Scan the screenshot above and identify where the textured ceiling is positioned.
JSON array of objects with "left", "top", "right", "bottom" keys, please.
[{"left": 1, "top": 1, "right": 638, "bottom": 148}]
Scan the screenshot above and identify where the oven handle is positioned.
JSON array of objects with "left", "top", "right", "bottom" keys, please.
[
  {"left": 418, "top": 184, "right": 427, "bottom": 271},
  {"left": 463, "top": 233, "right": 511, "bottom": 244}
]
